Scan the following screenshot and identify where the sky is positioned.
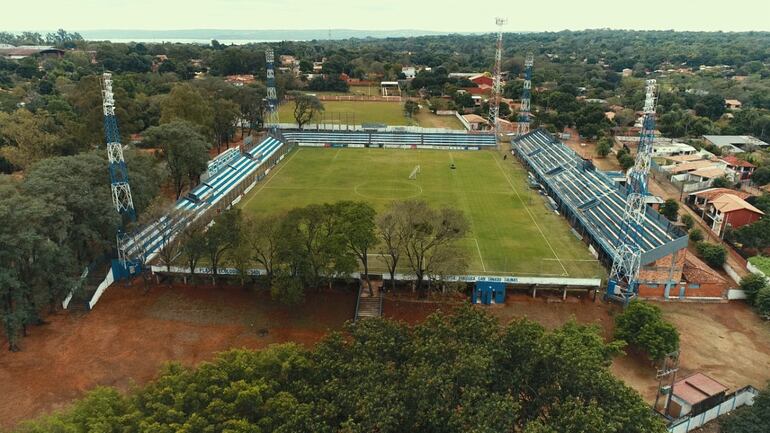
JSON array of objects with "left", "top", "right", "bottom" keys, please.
[{"left": 1, "top": 0, "right": 769, "bottom": 33}]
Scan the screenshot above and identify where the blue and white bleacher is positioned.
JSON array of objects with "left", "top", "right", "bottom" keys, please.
[
  {"left": 281, "top": 130, "right": 496, "bottom": 148},
  {"left": 124, "top": 136, "right": 285, "bottom": 261},
  {"left": 513, "top": 129, "right": 687, "bottom": 265}
]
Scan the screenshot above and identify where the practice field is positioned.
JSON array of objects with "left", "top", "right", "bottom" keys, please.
[
  {"left": 279, "top": 101, "right": 410, "bottom": 126},
  {"left": 240, "top": 147, "right": 606, "bottom": 278}
]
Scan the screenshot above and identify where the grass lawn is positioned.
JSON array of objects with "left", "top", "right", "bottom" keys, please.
[
  {"left": 278, "top": 101, "right": 412, "bottom": 126},
  {"left": 414, "top": 110, "right": 465, "bottom": 130},
  {"left": 239, "top": 147, "right": 606, "bottom": 279}
]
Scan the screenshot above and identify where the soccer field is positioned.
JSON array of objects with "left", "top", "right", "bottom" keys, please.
[
  {"left": 278, "top": 101, "right": 411, "bottom": 126},
  {"left": 239, "top": 147, "right": 606, "bottom": 279}
]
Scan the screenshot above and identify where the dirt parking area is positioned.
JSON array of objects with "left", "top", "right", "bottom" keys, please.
[{"left": 0, "top": 283, "right": 356, "bottom": 430}]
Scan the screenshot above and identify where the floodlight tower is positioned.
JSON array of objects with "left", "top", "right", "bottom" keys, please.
[
  {"left": 516, "top": 53, "right": 534, "bottom": 137},
  {"left": 606, "top": 79, "right": 659, "bottom": 303},
  {"left": 489, "top": 17, "right": 507, "bottom": 137},
  {"left": 265, "top": 48, "right": 280, "bottom": 130},
  {"left": 100, "top": 72, "right": 139, "bottom": 275}
]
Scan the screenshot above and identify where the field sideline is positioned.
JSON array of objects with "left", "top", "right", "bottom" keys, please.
[{"left": 239, "top": 147, "right": 605, "bottom": 278}]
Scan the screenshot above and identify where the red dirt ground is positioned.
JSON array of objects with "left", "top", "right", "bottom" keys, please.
[
  {"left": 0, "top": 283, "right": 356, "bottom": 430},
  {"left": 2, "top": 285, "right": 769, "bottom": 430}
]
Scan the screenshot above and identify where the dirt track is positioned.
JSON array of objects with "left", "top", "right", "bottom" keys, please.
[{"left": 2, "top": 285, "right": 769, "bottom": 430}]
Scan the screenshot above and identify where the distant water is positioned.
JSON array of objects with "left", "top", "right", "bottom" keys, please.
[{"left": 101, "top": 38, "right": 281, "bottom": 45}]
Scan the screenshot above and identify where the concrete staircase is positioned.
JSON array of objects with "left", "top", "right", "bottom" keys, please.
[{"left": 355, "top": 279, "right": 383, "bottom": 321}]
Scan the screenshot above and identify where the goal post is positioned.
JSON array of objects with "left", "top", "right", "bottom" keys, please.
[{"left": 409, "top": 165, "right": 421, "bottom": 180}]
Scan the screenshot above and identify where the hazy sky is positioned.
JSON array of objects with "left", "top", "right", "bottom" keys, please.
[{"left": 1, "top": 0, "right": 768, "bottom": 33}]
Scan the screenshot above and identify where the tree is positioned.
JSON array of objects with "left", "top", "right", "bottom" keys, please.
[
  {"left": 681, "top": 214, "right": 695, "bottom": 231},
  {"left": 0, "top": 108, "right": 60, "bottom": 170},
  {"left": 211, "top": 98, "right": 240, "bottom": 154},
  {"left": 204, "top": 209, "right": 242, "bottom": 284},
  {"left": 614, "top": 300, "right": 679, "bottom": 361},
  {"left": 377, "top": 204, "right": 405, "bottom": 292},
  {"left": 689, "top": 228, "right": 704, "bottom": 242},
  {"left": 160, "top": 84, "right": 214, "bottom": 134},
  {"left": 233, "top": 84, "right": 267, "bottom": 137},
  {"left": 143, "top": 121, "right": 210, "bottom": 199},
  {"left": 752, "top": 167, "right": 770, "bottom": 186},
  {"left": 696, "top": 241, "right": 727, "bottom": 268},
  {"left": 242, "top": 213, "right": 283, "bottom": 283},
  {"left": 712, "top": 176, "right": 731, "bottom": 188},
  {"left": 739, "top": 273, "right": 767, "bottom": 305},
  {"left": 180, "top": 219, "right": 206, "bottom": 283},
  {"left": 336, "top": 201, "right": 378, "bottom": 294},
  {"left": 596, "top": 137, "right": 612, "bottom": 157},
  {"left": 756, "top": 287, "right": 770, "bottom": 318},
  {"left": 659, "top": 198, "right": 679, "bottom": 221},
  {"left": 291, "top": 93, "right": 324, "bottom": 129},
  {"left": 735, "top": 218, "right": 770, "bottom": 251},
  {"left": 403, "top": 100, "right": 420, "bottom": 118},
  {"left": 394, "top": 200, "right": 469, "bottom": 297}
]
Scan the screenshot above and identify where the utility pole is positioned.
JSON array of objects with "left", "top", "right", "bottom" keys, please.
[{"left": 654, "top": 351, "right": 680, "bottom": 416}]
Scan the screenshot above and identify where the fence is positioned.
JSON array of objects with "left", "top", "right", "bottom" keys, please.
[
  {"left": 285, "top": 94, "right": 403, "bottom": 102},
  {"left": 667, "top": 386, "right": 759, "bottom": 433},
  {"left": 277, "top": 123, "right": 473, "bottom": 135},
  {"left": 455, "top": 112, "right": 471, "bottom": 131}
]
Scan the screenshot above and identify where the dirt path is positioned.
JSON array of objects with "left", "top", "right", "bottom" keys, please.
[{"left": 0, "top": 283, "right": 356, "bottom": 430}]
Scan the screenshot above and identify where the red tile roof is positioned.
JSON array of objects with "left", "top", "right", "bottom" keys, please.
[
  {"left": 673, "top": 373, "right": 727, "bottom": 405},
  {"left": 720, "top": 155, "right": 755, "bottom": 168},
  {"left": 691, "top": 188, "right": 750, "bottom": 201}
]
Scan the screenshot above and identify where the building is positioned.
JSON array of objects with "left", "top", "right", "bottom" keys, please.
[
  {"left": 469, "top": 73, "right": 494, "bottom": 88},
  {"left": 0, "top": 45, "right": 65, "bottom": 60},
  {"left": 687, "top": 188, "right": 763, "bottom": 236},
  {"left": 622, "top": 68, "right": 633, "bottom": 77},
  {"left": 679, "top": 253, "right": 730, "bottom": 298},
  {"left": 663, "top": 156, "right": 737, "bottom": 191},
  {"left": 668, "top": 373, "right": 728, "bottom": 418},
  {"left": 462, "top": 114, "right": 491, "bottom": 131},
  {"left": 652, "top": 141, "right": 697, "bottom": 157},
  {"left": 401, "top": 66, "right": 416, "bottom": 79},
  {"left": 703, "top": 135, "right": 769, "bottom": 153},
  {"left": 225, "top": 74, "right": 256, "bottom": 86},
  {"left": 725, "top": 99, "right": 742, "bottom": 110},
  {"left": 719, "top": 155, "right": 755, "bottom": 180}
]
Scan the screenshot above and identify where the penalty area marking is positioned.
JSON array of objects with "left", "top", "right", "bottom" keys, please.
[
  {"left": 241, "top": 148, "right": 302, "bottom": 208},
  {"left": 490, "top": 152, "right": 569, "bottom": 277}
]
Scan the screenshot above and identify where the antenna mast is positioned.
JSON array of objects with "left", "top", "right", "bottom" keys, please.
[
  {"left": 607, "top": 79, "right": 658, "bottom": 303},
  {"left": 516, "top": 53, "right": 534, "bottom": 137},
  {"left": 489, "top": 17, "right": 507, "bottom": 138},
  {"left": 265, "top": 48, "right": 280, "bottom": 130}
]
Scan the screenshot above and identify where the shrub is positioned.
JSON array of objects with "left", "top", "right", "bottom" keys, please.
[
  {"left": 756, "top": 287, "right": 770, "bottom": 318},
  {"left": 689, "top": 228, "right": 704, "bottom": 242},
  {"left": 681, "top": 214, "right": 695, "bottom": 231},
  {"left": 696, "top": 241, "right": 726, "bottom": 268},
  {"left": 739, "top": 273, "right": 768, "bottom": 304}
]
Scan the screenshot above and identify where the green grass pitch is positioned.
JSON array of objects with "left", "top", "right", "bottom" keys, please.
[
  {"left": 239, "top": 147, "right": 607, "bottom": 279},
  {"left": 278, "top": 101, "right": 411, "bottom": 126}
]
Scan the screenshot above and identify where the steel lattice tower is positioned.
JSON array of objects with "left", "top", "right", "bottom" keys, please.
[
  {"left": 607, "top": 79, "right": 659, "bottom": 303},
  {"left": 101, "top": 72, "right": 138, "bottom": 270},
  {"left": 489, "top": 17, "right": 507, "bottom": 137},
  {"left": 265, "top": 48, "right": 280, "bottom": 129},
  {"left": 516, "top": 53, "right": 534, "bottom": 137}
]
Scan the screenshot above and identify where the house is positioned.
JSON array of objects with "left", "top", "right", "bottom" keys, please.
[
  {"left": 622, "top": 68, "right": 633, "bottom": 77},
  {"left": 0, "top": 45, "right": 65, "bottom": 60},
  {"left": 687, "top": 188, "right": 762, "bottom": 236},
  {"left": 725, "top": 99, "right": 742, "bottom": 110},
  {"left": 703, "top": 135, "right": 769, "bottom": 153},
  {"left": 462, "top": 114, "right": 491, "bottom": 131},
  {"left": 652, "top": 141, "right": 697, "bottom": 157},
  {"left": 667, "top": 373, "right": 728, "bottom": 418},
  {"left": 469, "top": 73, "right": 494, "bottom": 87},
  {"left": 279, "top": 55, "right": 297, "bottom": 66},
  {"left": 401, "top": 66, "right": 416, "bottom": 79},
  {"left": 719, "top": 155, "right": 755, "bottom": 180}
]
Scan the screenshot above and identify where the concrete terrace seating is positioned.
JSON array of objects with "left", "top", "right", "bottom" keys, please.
[
  {"left": 281, "top": 130, "right": 496, "bottom": 149},
  {"left": 123, "top": 136, "right": 285, "bottom": 261},
  {"left": 514, "top": 129, "right": 687, "bottom": 265}
]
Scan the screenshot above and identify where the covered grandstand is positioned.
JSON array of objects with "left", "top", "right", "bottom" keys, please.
[
  {"left": 281, "top": 130, "right": 496, "bottom": 150},
  {"left": 513, "top": 129, "right": 689, "bottom": 298}
]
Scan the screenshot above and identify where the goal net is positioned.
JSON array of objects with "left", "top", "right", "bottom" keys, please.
[{"left": 409, "top": 165, "right": 421, "bottom": 180}]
